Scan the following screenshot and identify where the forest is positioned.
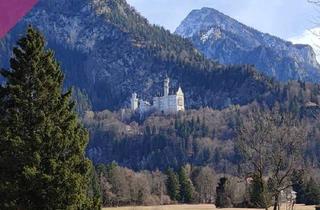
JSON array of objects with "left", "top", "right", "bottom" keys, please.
[
  {"left": 84, "top": 100, "right": 320, "bottom": 207},
  {"left": 1, "top": 1, "right": 320, "bottom": 208},
  {"left": 85, "top": 103, "right": 320, "bottom": 172},
  {"left": 93, "top": 162, "right": 320, "bottom": 207}
]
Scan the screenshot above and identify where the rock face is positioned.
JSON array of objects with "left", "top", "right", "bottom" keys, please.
[
  {"left": 175, "top": 7, "right": 320, "bottom": 83},
  {"left": 0, "top": 0, "right": 276, "bottom": 111}
]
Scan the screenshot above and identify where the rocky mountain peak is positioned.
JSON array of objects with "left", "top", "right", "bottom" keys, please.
[
  {"left": 175, "top": 7, "right": 320, "bottom": 82},
  {"left": 176, "top": 7, "right": 244, "bottom": 38}
]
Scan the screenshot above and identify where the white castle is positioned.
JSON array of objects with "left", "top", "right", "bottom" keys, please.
[{"left": 131, "top": 77, "right": 185, "bottom": 114}]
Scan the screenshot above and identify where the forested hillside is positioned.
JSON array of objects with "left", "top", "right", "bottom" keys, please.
[
  {"left": 2, "top": 26, "right": 320, "bottom": 209},
  {"left": 0, "top": 0, "right": 288, "bottom": 111},
  {"left": 2, "top": 0, "right": 320, "bottom": 187},
  {"left": 3, "top": 0, "right": 320, "bottom": 209},
  {"left": 84, "top": 89, "right": 320, "bottom": 207},
  {"left": 85, "top": 78, "right": 320, "bottom": 172}
]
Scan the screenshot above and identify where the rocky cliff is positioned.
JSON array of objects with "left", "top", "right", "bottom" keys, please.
[{"left": 175, "top": 7, "right": 320, "bottom": 82}]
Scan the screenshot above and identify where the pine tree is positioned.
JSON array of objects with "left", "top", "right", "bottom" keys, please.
[
  {"left": 166, "top": 168, "right": 180, "bottom": 201},
  {"left": 88, "top": 165, "right": 103, "bottom": 208},
  {"left": 291, "top": 170, "right": 306, "bottom": 204},
  {"left": 178, "top": 166, "right": 195, "bottom": 203},
  {"left": 304, "top": 178, "right": 320, "bottom": 205},
  {"left": 215, "top": 177, "right": 232, "bottom": 208},
  {"left": 0, "top": 27, "right": 100, "bottom": 209}
]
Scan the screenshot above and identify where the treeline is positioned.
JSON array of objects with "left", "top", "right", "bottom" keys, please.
[
  {"left": 84, "top": 104, "right": 320, "bottom": 209},
  {"left": 95, "top": 163, "right": 217, "bottom": 207},
  {"left": 292, "top": 170, "right": 320, "bottom": 205},
  {"left": 92, "top": 163, "right": 320, "bottom": 208},
  {"left": 96, "top": 162, "right": 169, "bottom": 206},
  {"left": 213, "top": 170, "right": 320, "bottom": 208}
]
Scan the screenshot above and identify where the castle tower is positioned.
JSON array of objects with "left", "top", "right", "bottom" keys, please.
[
  {"left": 164, "top": 77, "right": 170, "bottom": 96},
  {"left": 176, "top": 86, "right": 185, "bottom": 112},
  {"left": 131, "top": 93, "right": 139, "bottom": 111}
]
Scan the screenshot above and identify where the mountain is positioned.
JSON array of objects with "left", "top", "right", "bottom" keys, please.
[
  {"left": 175, "top": 7, "right": 320, "bottom": 83},
  {"left": 0, "top": 0, "right": 278, "bottom": 111},
  {"left": 2, "top": 0, "right": 320, "bottom": 173}
]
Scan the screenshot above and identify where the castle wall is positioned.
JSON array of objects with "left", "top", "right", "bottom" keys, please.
[{"left": 139, "top": 100, "right": 152, "bottom": 114}]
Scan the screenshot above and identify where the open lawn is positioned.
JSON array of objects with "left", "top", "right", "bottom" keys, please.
[{"left": 103, "top": 204, "right": 316, "bottom": 210}]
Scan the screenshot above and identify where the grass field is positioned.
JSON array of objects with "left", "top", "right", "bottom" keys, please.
[{"left": 103, "top": 204, "right": 316, "bottom": 210}]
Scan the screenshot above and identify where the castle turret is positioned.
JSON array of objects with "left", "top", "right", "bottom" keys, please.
[
  {"left": 164, "top": 77, "right": 170, "bottom": 96},
  {"left": 176, "top": 86, "right": 185, "bottom": 112},
  {"left": 176, "top": 86, "right": 184, "bottom": 96},
  {"left": 131, "top": 93, "right": 139, "bottom": 111}
]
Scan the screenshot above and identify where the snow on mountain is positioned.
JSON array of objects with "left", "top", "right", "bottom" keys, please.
[{"left": 175, "top": 7, "right": 320, "bottom": 83}]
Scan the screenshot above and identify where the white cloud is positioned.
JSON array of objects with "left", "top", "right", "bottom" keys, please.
[{"left": 289, "top": 27, "right": 320, "bottom": 63}]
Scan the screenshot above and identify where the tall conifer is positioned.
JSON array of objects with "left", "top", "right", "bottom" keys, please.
[
  {"left": 0, "top": 27, "right": 99, "bottom": 209},
  {"left": 166, "top": 168, "right": 180, "bottom": 201},
  {"left": 178, "top": 166, "right": 194, "bottom": 203}
]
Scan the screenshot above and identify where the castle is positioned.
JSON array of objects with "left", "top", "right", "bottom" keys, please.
[{"left": 131, "top": 77, "right": 185, "bottom": 114}]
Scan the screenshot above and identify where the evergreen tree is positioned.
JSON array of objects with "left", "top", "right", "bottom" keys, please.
[
  {"left": 178, "top": 166, "right": 195, "bottom": 203},
  {"left": 304, "top": 178, "right": 320, "bottom": 205},
  {"left": 88, "top": 165, "right": 103, "bottom": 208},
  {"left": 249, "top": 174, "right": 270, "bottom": 208},
  {"left": 291, "top": 170, "right": 306, "bottom": 204},
  {"left": 71, "top": 87, "right": 92, "bottom": 116},
  {"left": 0, "top": 27, "right": 100, "bottom": 209},
  {"left": 215, "top": 177, "right": 232, "bottom": 208},
  {"left": 166, "top": 168, "right": 180, "bottom": 201}
]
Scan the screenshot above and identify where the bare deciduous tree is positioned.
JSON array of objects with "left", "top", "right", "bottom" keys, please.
[
  {"left": 194, "top": 166, "right": 217, "bottom": 203},
  {"left": 237, "top": 108, "right": 306, "bottom": 210}
]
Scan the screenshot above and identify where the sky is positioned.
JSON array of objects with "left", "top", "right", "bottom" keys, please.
[{"left": 127, "top": 0, "right": 320, "bottom": 52}]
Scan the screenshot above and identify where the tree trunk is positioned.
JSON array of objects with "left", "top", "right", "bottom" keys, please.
[{"left": 273, "top": 195, "right": 279, "bottom": 210}]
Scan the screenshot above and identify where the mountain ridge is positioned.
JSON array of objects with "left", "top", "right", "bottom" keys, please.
[
  {"left": 175, "top": 7, "right": 320, "bottom": 82},
  {"left": 0, "top": 0, "right": 278, "bottom": 111}
]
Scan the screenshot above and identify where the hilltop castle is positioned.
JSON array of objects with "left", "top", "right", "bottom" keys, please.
[{"left": 131, "top": 77, "right": 185, "bottom": 114}]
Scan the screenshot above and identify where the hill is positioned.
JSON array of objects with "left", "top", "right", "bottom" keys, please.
[{"left": 85, "top": 92, "right": 320, "bottom": 172}]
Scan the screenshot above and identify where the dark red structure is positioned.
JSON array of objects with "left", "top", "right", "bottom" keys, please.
[{"left": 0, "top": 0, "right": 38, "bottom": 38}]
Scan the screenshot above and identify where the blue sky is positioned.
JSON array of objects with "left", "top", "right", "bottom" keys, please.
[{"left": 127, "top": 0, "right": 319, "bottom": 40}]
